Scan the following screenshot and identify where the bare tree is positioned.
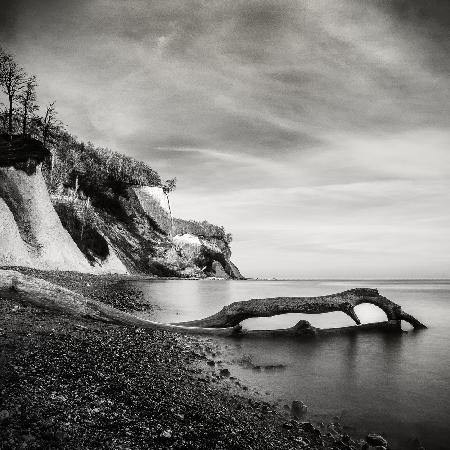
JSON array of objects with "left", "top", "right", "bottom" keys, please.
[
  {"left": 0, "top": 48, "right": 26, "bottom": 137},
  {"left": 162, "top": 177, "right": 177, "bottom": 238},
  {"left": 41, "top": 101, "right": 62, "bottom": 148},
  {"left": 19, "top": 75, "right": 38, "bottom": 136}
]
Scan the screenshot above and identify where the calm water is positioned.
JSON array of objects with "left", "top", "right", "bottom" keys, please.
[{"left": 131, "top": 279, "right": 450, "bottom": 450}]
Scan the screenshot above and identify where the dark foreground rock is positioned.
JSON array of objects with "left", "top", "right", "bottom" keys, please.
[
  {"left": 0, "top": 269, "right": 373, "bottom": 449},
  {"left": 366, "top": 433, "right": 389, "bottom": 447}
]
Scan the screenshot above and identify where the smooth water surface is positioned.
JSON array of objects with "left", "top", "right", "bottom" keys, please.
[{"left": 131, "top": 279, "right": 450, "bottom": 449}]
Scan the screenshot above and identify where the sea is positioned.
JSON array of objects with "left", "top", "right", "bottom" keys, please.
[{"left": 130, "top": 279, "right": 450, "bottom": 450}]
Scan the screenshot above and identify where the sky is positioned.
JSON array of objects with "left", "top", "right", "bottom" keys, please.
[{"left": 1, "top": 0, "right": 449, "bottom": 278}]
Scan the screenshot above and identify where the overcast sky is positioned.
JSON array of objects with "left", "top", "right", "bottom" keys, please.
[{"left": 1, "top": 0, "right": 449, "bottom": 278}]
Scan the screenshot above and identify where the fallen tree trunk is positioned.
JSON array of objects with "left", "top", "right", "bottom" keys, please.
[
  {"left": 0, "top": 269, "right": 240, "bottom": 336},
  {"left": 176, "top": 288, "right": 427, "bottom": 330},
  {"left": 0, "top": 270, "right": 426, "bottom": 338}
]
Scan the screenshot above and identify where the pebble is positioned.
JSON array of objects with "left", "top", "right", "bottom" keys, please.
[
  {"left": 161, "top": 429, "right": 172, "bottom": 439},
  {"left": 366, "top": 433, "right": 388, "bottom": 447},
  {"left": 0, "top": 410, "right": 10, "bottom": 422},
  {"left": 0, "top": 270, "right": 394, "bottom": 450}
]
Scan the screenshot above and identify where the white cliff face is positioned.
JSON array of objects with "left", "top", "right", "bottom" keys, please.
[
  {"left": 0, "top": 165, "right": 126, "bottom": 273},
  {"left": 0, "top": 197, "right": 33, "bottom": 267},
  {"left": 131, "top": 186, "right": 171, "bottom": 233},
  {"left": 173, "top": 233, "right": 224, "bottom": 255},
  {"left": 138, "top": 186, "right": 169, "bottom": 212},
  {"left": 173, "top": 233, "right": 201, "bottom": 247}
]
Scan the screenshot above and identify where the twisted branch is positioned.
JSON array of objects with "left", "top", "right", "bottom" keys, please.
[{"left": 176, "top": 288, "right": 426, "bottom": 330}]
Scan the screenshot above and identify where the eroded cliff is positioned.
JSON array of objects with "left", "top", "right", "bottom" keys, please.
[{"left": 0, "top": 135, "right": 243, "bottom": 278}]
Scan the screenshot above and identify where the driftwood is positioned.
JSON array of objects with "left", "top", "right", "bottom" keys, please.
[
  {"left": 0, "top": 270, "right": 240, "bottom": 336},
  {"left": 0, "top": 270, "right": 426, "bottom": 338},
  {"left": 176, "top": 288, "right": 427, "bottom": 332}
]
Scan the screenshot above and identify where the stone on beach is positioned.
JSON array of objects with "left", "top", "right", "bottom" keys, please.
[
  {"left": 366, "top": 433, "right": 388, "bottom": 447},
  {"left": 291, "top": 400, "right": 308, "bottom": 416}
]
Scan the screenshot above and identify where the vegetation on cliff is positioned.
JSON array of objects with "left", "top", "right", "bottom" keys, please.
[{"left": 173, "top": 219, "right": 232, "bottom": 244}]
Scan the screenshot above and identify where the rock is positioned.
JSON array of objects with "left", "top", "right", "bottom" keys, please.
[
  {"left": 298, "top": 422, "right": 315, "bottom": 432},
  {"left": 220, "top": 368, "right": 230, "bottom": 377},
  {"left": 294, "top": 437, "right": 308, "bottom": 447},
  {"left": 207, "top": 360, "right": 215, "bottom": 366},
  {"left": 55, "top": 430, "right": 68, "bottom": 441},
  {"left": 366, "top": 433, "right": 388, "bottom": 447},
  {"left": 0, "top": 410, "right": 10, "bottom": 422},
  {"left": 161, "top": 429, "right": 172, "bottom": 439},
  {"left": 291, "top": 400, "right": 308, "bottom": 416},
  {"left": 22, "top": 434, "right": 35, "bottom": 443}
]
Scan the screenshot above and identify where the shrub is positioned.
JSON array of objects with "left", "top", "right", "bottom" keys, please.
[
  {"left": 173, "top": 218, "right": 232, "bottom": 243},
  {"left": 44, "top": 132, "right": 161, "bottom": 212}
]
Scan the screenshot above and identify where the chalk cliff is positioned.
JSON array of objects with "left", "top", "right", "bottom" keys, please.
[
  {"left": 0, "top": 136, "right": 97, "bottom": 271},
  {"left": 0, "top": 136, "right": 243, "bottom": 278},
  {"left": 0, "top": 165, "right": 93, "bottom": 272},
  {"left": 120, "top": 188, "right": 243, "bottom": 278}
]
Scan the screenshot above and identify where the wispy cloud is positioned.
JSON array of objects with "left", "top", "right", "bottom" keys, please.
[
  {"left": 155, "top": 146, "right": 288, "bottom": 174},
  {"left": 1, "top": 0, "right": 449, "bottom": 277}
]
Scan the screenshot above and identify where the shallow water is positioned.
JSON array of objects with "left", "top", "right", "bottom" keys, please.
[{"left": 131, "top": 279, "right": 450, "bottom": 450}]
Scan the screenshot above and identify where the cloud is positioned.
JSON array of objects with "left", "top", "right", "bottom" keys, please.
[{"left": 1, "top": 0, "right": 449, "bottom": 277}]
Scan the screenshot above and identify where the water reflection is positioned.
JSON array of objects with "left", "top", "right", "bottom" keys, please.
[{"left": 131, "top": 279, "right": 450, "bottom": 450}]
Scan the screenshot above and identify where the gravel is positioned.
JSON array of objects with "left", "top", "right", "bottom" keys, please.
[{"left": 0, "top": 268, "right": 373, "bottom": 449}]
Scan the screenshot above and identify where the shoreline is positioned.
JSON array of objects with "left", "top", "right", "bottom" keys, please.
[{"left": 1, "top": 268, "right": 388, "bottom": 449}]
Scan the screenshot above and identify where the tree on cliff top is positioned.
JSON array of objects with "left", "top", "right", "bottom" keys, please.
[
  {"left": 18, "top": 75, "right": 39, "bottom": 136},
  {"left": 40, "top": 101, "right": 63, "bottom": 148},
  {"left": 0, "top": 47, "right": 165, "bottom": 218},
  {"left": 0, "top": 48, "right": 43, "bottom": 140},
  {"left": 0, "top": 48, "right": 27, "bottom": 137}
]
